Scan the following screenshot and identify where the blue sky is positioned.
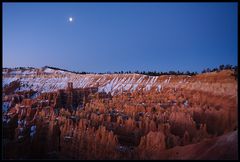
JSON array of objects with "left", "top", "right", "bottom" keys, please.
[{"left": 3, "top": 3, "right": 238, "bottom": 73}]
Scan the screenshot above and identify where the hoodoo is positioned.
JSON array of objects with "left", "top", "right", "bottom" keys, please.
[{"left": 2, "top": 67, "right": 237, "bottom": 160}]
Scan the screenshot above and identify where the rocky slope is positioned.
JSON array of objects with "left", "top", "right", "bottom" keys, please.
[
  {"left": 2, "top": 67, "right": 238, "bottom": 160},
  {"left": 2, "top": 67, "right": 237, "bottom": 97}
]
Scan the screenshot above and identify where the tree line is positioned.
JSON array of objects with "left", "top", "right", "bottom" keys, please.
[
  {"left": 98, "top": 64, "right": 238, "bottom": 76},
  {"left": 43, "top": 64, "right": 239, "bottom": 76},
  {"left": 201, "top": 64, "right": 237, "bottom": 73},
  {"left": 5, "top": 64, "right": 237, "bottom": 77}
]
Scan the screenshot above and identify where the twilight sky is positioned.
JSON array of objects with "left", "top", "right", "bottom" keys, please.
[{"left": 3, "top": 3, "right": 238, "bottom": 73}]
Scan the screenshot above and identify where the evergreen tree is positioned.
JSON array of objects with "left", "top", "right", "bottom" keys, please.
[{"left": 219, "top": 65, "right": 225, "bottom": 71}]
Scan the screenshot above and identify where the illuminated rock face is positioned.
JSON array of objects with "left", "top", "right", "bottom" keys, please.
[{"left": 2, "top": 68, "right": 238, "bottom": 160}]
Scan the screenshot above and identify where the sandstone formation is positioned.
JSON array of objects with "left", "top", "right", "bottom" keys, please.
[{"left": 2, "top": 67, "right": 238, "bottom": 160}]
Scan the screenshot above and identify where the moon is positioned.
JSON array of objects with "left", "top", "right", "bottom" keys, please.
[{"left": 68, "top": 17, "right": 73, "bottom": 22}]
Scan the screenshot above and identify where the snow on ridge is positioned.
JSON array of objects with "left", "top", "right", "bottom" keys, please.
[
  {"left": 4, "top": 74, "right": 150, "bottom": 94},
  {"left": 157, "top": 85, "right": 162, "bottom": 92},
  {"left": 3, "top": 71, "right": 193, "bottom": 95},
  {"left": 44, "top": 68, "right": 55, "bottom": 74},
  {"left": 22, "top": 70, "right": 36, "bottom": 75}
]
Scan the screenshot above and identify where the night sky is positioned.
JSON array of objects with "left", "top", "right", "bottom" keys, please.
[{"left": 3, "top": 3, "right": 238, "bottom": 73}]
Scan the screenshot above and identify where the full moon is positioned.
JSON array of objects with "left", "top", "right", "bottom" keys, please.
[{"left": 69, "top": 17, "right": 73, "bottom": 22}]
